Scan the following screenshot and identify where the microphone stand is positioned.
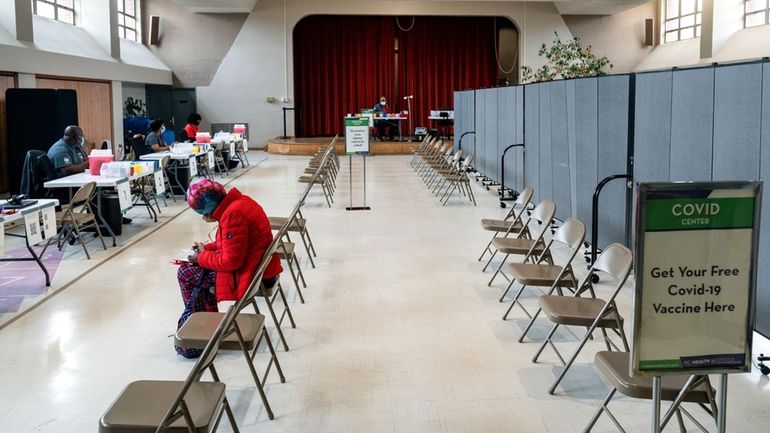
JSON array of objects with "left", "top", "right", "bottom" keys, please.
[{"left": 404, "top": 96, "right": 413, "bottom": 142}]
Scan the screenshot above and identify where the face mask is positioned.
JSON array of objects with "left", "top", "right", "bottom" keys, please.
[
  {"left": 77, "top": 136, "right": 84, "bottom": 145},
  {"left": 380, "top": 100, "right": 387, "bottom": 105},
  {"left": 160, "top": 126, "right": 166, "bottom": 133}
]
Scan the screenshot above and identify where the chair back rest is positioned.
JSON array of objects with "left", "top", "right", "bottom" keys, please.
[
  {"left": 131, "top": 135, "right": 147, "bottom": 158},
  {"left": 70, "top": 181, "right": 97, "bottom": 206},
  {"left": 528, "top": 199, "right": 556, "bottom": 226},
  {"left": 155, "top": 305, "right": 235, "bottom": 432},
  {"left": 552, "top": 218, "right": 586, "bottom": 250},
  {"left": 515, "top": 187, "right": 533, "bottom": 209},
  {"left": 441, "top": 144, "right": 454, "bottom": 157},
  {"left": 461, "top": 154, "right": 474, "bottom": 170},
  {"left": 591, "top": 243, "right": 633, "bottom": 282},
  {"left": 451, "top": 150, "right": 463, "bottom": 162}
]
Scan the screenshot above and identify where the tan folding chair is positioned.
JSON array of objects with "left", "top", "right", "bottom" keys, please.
[
  {"left": 252, "top": 275, "right": 296, "bottom": 352},
  {"left": 277, "top": 237, "right": 307, "bottom": 303},
  {"left": 42, "top": 181, "right": 106, "bottom": 260},
  {"left": 533, "top": 243, "right": 633, "bottom": 395},
  {"left": 584, "top": 351, "right": 718, "bottom": 433},
  {"left": 428, "top": 149, "right": 463, "bottom": 192},
  {"left": 213, "top": 141, "right": 229, "bottom": 176},
  {"left": 438, "top": 154, "right": 477, "bottom": 206},
  {"left": 234, "top": 139, "right": 249, "bottom": 167},
  {"left": 501, "top": 218, "right": 585, "bottom": 322},
  {"left": 269, "top": 206, "right": 317, "bottom": 268},
  {"left": 478, "top": 187, "right": 534, "bottom": 261},
  {"left": 485, "top": 199, "right": 556, "bottom": 285},
  {"left": 100, "top": 306, "right": 240, "bottom": 433},
  {"left": 175, "top": 295, "right": 285, "bottom": 420}
]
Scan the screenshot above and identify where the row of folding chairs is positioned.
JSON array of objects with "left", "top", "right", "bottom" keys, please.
[
  {"left": 410, "top": 136, "right": 477, "bottom": 206},
  {"left": 478, "top": 187, "right": 721, "bottom": 432},
  {"left": 299, "top": 144, "right": 340, "bottom": 207},
  {"left": 98, "top": 139, "right": 339, "bottom": 432}
]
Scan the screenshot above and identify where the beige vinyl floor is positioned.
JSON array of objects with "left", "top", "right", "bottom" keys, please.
[{"left": 0, "top": 153, "right": 768, "bottom": 433}]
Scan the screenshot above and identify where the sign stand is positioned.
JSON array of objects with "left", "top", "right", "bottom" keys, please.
[
  {"left": 344, "top": 117, "right": 371, "bottom": 211},
  {"left": 633, "top": 181, "right": 762, "bottom": 433}
]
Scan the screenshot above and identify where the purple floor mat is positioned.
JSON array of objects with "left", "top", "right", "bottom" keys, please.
[{"left": 0, "top": 246, "right": 65, "bottom": 314}]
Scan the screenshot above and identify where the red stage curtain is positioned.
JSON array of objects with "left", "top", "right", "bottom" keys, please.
[
  {"left": 397, "top": 16, "right": 499, "bottom": 135},
  {"left": 293, "top": 16, "right": 396, "bottom": 137}
]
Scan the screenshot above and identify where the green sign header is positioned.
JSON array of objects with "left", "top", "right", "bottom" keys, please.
[{"left": 645, "top": 197, "right": 755, "bottom": 231}]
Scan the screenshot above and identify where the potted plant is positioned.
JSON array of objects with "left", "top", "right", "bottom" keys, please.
[{"left": 521, "top": 32, "right": 612, "bottom": 83}]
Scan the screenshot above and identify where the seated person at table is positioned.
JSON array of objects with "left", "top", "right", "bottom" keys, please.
[
  {"left": 177, "top": 179, "right": 283, "bottom": 314},
  {"left": 183, "top": 112, "right": 202, "bottom": 142},
  {"left": 373, "top": 96, "right": 398, "bottom": 140},
  {"left": 47, "top": 125, "right": 89, "bottom": 178},
  {"left": 144, "top": 118, "right": 171, "bottom": 154}
]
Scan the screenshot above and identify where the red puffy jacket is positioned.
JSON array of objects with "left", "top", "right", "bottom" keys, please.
[{"left": 198, "top": 188, "right": 282, "bottom": 301}]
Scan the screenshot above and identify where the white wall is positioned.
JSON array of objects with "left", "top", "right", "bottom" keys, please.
[
  {"left": 197, "top": 0, "right": 573, "bottom": 146},
  {"left": 122, "top": 82, "right": 147, "bottom": 114},
  {"left": 563, "top": 1, "right": 656, "bottom": 73},
  {"left": 636, "top": 0, "right": 770, "bottom": 71}
]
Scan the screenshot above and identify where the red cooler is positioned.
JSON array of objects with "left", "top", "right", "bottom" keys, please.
[{"left": 88, "top": 155, "right": 113, "bottom": 176}]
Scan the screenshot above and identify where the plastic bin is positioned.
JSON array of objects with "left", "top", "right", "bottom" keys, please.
[
  {"left": 88, "top": 155, "right": 113, "bottom": 176},
  {"left": 99, "top": 192, "right": 123, "bottom": 236}
]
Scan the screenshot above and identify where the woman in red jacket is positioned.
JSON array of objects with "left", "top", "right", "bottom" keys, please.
[{"left": 177, "top": 179, "right": 282, "bottom": 312}]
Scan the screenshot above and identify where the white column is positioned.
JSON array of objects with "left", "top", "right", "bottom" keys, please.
[
  {"left": 111, "top": 81, "right": 123, "bottom": 154},
  {"left": 16, "top": 73, "right": 36, "bottom": 88},
  {"left": 701, "top": 0, "right": 743, "bottom": 59},
  {"left": 80, "top": 0, "right": 120, "bottom": 58},
  {"left": 0, "top": 0, "right": 33, "bottom": 42}
]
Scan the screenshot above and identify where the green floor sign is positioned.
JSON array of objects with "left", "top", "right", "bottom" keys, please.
[{"left": 632, "top": 182, "right": 761, "bottom": 376}]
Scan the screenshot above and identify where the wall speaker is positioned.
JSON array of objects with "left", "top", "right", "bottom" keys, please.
[
  {"left": 149, "top": 15, "right": 160, "bottom": 45},
  {"left": 644, "top": 18, "right": 654, "bottom": 46}
]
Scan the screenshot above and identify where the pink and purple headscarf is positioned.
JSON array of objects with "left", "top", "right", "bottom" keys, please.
[{"left": 186, "top": 178, "right": 226, "bottom": 215}]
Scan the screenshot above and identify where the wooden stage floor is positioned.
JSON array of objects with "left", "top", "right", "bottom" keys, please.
[{"left": 266, "top": 136, "right": 453, "bottom": 156}]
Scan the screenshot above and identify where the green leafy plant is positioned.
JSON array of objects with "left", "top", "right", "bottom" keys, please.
[
  {"left": 521, "top": 32, "right": 612, "bottom": 83},
  {"left": 124, "top": 97, "right": 146, "bottom": 117}
]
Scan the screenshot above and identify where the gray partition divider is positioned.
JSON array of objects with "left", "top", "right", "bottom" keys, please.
[
  {"left": 453, "top": 90, "right": 475, "bottom": 154},
  {"left": 549, "top": 80, "right": 572, "bottom": 221},
  {"left": 475, "top": 89, "right": 487, "bottom": 176},
  {"left": 538, "top": 84, "right": 554, "bottom": 205},
  {"left": 457, "top": 59, "right": 770, "bottom": 336},
  {"left": 759, "top": 61, "right": 770, "bottom": 338},
  {"left": 499, "top": 86, "right": 525, "bottom": 193},
  {"left": 712, "top": 63, "right": 762, "bottom": 181},
  {"left": 596, "top": 75, "right": 631, "bottom": 247},
  {"left": 574, "top": 78, "right": 599, "bottom": 232},
  {"left": 524, "top": 84, "right": 541, "bottom": 203},
  {"left": 483, "top": 88, "right": 499, "bottom": 182},
  {"left": 670, "top": 67, "right": 715, "bottom": 181}
]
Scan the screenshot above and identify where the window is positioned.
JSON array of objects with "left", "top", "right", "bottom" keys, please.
[
  {"left": 745, "top": 0, "right": 770, "bottom": 28},
  {"left": 664, "top": 0, "right": 703, "bottom": 43},
  {"left": 33, "top": 0, "right": 75, "bottom": 25},
  {"left": 118, "top": 0, "right": 139, "bottom": 42}
]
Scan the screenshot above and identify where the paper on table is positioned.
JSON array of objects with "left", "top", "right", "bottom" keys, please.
[
  {"left": 41, "top": 205, "right": 56, "bottom": 240},
  {"left": 189, "top": 156, "right": 198, "bottom": 177},
  {"left": 154, "top": 168, "right": 166, "bottom": 195},
  {"left": 24, "top": 211, "right": 42, "bottom": 245},
  {"left": 0, "top": 220, "right": 5, "bottom": 258}
]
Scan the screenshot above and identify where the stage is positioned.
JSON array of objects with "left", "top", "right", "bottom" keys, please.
[{"left": 266, "top": 136, "right": 453, "bottom": 156}]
